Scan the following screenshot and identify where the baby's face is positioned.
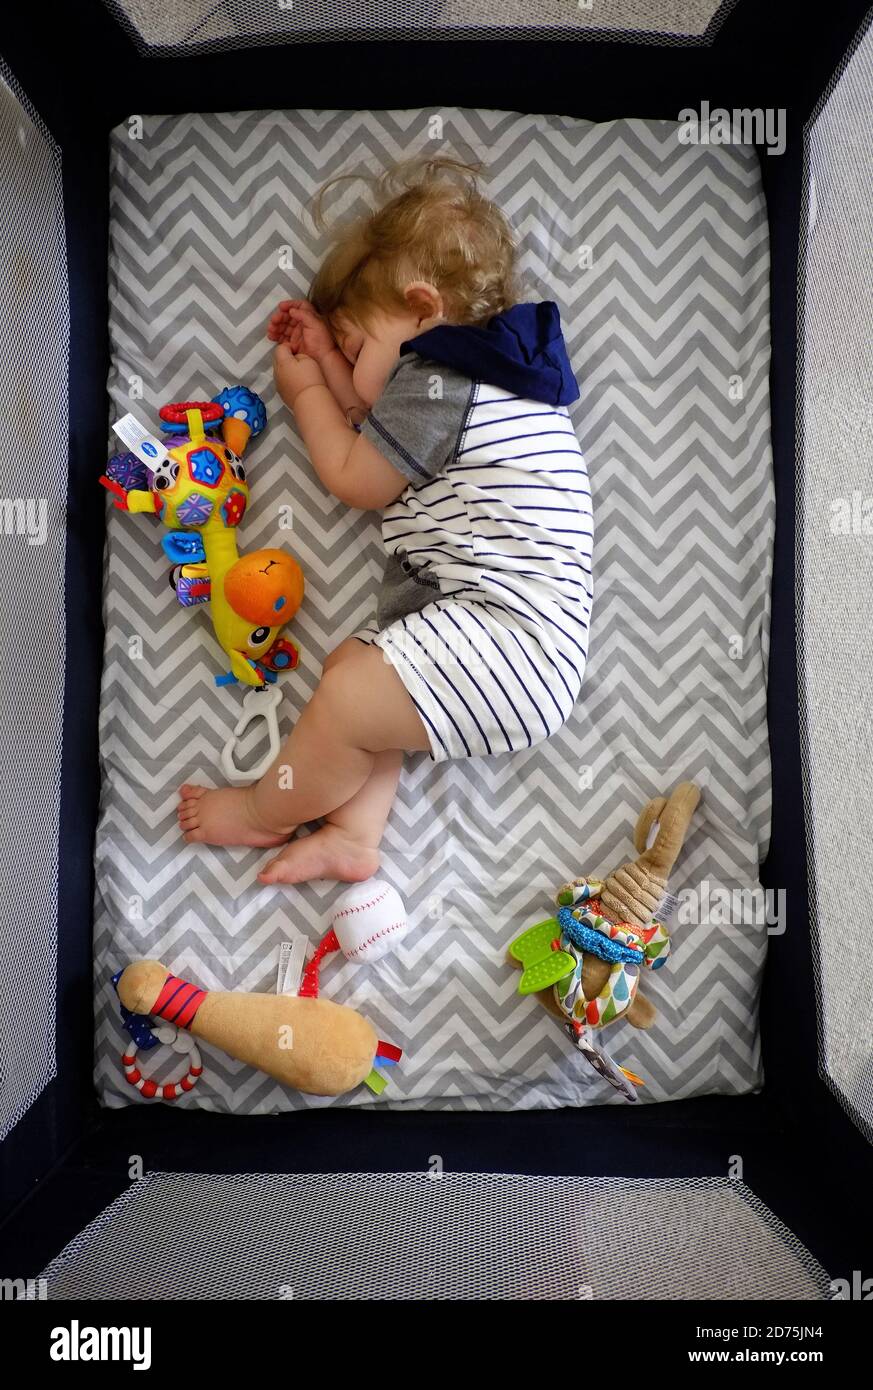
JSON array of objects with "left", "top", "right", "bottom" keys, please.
[{"left": 335, "top": 309, "right": 423, "bottom": 408}]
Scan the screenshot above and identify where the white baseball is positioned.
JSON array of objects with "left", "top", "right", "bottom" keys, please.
[{"left": 330, "top": 880, "right": 408, "bottom": 963}]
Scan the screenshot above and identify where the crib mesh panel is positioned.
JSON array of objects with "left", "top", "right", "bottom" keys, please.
[
  {"left": 798, "top": 12, "right": 873, "bottom": 1144},
  {"left": 0, "top": 64, "right": 67, "bottom": 1143},
  {"left": 41, "top": 1171, "right": 831, "bottom": 1300},
  {"left": 103, "top": 0, "right": 736, "bottom": 50}
]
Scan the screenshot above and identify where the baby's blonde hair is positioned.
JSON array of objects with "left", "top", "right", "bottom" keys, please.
[{"left": 309, "top": 157, "right": 517, "bottom": 331}]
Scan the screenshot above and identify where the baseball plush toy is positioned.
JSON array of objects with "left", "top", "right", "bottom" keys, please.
[
  {"left": 508, "top": 782, "right": 701, "bottom": 1101},
  {"left": 306, "top": 881, "right": 410, "bottom": 976}
]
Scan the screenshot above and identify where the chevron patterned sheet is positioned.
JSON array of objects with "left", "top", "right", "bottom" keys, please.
[{"left": 96, "top": 109, "right": 774, "bottom": 1113}]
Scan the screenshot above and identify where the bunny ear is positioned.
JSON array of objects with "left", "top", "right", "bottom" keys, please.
[
  {"left": 638, "top": 782, "right": 701, "bottom": 879},
  {"left": 634, "top": 797, "right": 667, "bottom": 854}
]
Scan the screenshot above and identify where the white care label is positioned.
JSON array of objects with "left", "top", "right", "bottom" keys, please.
[
  {"left": 112, "top": 412, "right": 169, "bottom": 467},
  {"left": 276, "top": 933, "right": 308, "bottom": 996}
]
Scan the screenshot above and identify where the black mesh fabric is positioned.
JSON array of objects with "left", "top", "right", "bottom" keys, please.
[
  {"left": 42, "top": 1171, "right": 833, "bottom": 1300},
  {"left": 0, "top": 60, "right": 68, "bottom": 1141},
  {"left": 102, "top": 0, "right": 740, "bottom": 51},
  {"left": 796, "top": 7, "right": 873, "bottom": 1146}
]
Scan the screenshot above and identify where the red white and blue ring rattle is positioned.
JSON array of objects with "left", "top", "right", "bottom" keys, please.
[{"left": 122, "top": 1023, "right": 203, "bottom": 1101}]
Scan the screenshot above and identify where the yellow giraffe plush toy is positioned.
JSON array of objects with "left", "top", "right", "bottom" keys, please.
[{"left": 101, "top": 387, "right": 304, "bottom": 689}]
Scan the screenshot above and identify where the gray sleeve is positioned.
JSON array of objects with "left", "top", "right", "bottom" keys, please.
[{"left": 360, "top": 357, "right": 472, "bottom": 488}]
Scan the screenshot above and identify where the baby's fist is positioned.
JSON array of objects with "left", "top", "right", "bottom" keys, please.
[{"left": 273, "top": 342, "right": 326, "bottom": 409}]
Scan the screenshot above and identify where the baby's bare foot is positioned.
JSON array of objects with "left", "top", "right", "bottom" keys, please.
[
  {"left": 177, "top": 783, "right": 290, "bottom": 848},
  {"left": 258, "top": 823, "right": 379, "bottom": 886}
]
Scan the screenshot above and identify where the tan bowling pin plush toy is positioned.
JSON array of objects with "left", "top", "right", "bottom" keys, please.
[
  {"left": 115, "top": 881, "right": 408, "bottom": 1100},
  {"left": 508, "top": 782, "right": 701, "bottom": 1101}
]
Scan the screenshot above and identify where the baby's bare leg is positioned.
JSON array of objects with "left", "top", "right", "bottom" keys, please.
[
  {"left": 258, "top": 750, "right": 402, "bottom": 885},
  {"left": 258, "top": 640, "right": 403, "bottom": 883},
  {"left": 177, "top": 642, "right": 427, "bottom": 848}
]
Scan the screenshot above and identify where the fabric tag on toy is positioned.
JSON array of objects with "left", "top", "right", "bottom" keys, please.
[
  {"left": 276, "top": 933, "right": 307, "bottom": 996},
  {"left": 363, "top": 1068, "right": 388, "bottom": 1095},
  {"left": 112, "top": 412, "right": 169, "bottom": 468}
]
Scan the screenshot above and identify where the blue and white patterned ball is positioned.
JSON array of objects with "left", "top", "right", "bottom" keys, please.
[{"left": 212, "top": 385, "right": 267, "bottom": 440}]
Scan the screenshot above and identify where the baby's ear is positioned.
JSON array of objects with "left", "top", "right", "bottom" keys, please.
[{"left": 404, "top": 280, "right": 443, "bottom": 325}]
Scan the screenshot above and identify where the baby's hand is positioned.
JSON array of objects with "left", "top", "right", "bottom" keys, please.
[
  {"left": 273, "top": 342, "right": 326, "bottom": 409},
  {"left": 267, "top": 299, "right": 337, "bottom": 362}
]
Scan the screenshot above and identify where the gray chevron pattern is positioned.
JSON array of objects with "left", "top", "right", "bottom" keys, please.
[{"left": 95, "top": 109, "right": 773, "bottom": 1113}]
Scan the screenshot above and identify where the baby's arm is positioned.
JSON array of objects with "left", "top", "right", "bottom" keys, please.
[
  {"left": 274, "top": 344, "right": 406, "bottom": 510},
  {"left": 319, "top": 347, "right": 369, "bottom": 421}
]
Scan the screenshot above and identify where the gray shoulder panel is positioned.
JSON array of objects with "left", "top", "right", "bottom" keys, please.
[{"left": 360, "top": 357, "right": 473, "bottom": 488}]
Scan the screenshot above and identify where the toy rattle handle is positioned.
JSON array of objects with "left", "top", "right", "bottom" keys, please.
[{"left": 220, "top": 684, "right": 282, "bottom": 785}]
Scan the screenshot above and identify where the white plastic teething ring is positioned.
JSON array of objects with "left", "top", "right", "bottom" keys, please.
[{"left": 220, "top": 684, "right": 282, "bottom": 785}]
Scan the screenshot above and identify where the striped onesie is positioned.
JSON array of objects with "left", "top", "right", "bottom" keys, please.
[{"left": 355, "top": 301, "right": 593, "bottom": 762}]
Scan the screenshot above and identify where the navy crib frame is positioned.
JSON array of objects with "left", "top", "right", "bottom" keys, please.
[{"left": 1, "top": 0, "right": 870, "bottom": 1287}]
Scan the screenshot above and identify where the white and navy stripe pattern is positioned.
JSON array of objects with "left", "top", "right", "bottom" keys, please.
[{"left": 368, "top": 382, "right": 592, "bottom": 761}]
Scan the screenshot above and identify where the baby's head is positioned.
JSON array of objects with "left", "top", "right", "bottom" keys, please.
[{"left": 310, "top": 159, "right": 517, "bottom": 406}]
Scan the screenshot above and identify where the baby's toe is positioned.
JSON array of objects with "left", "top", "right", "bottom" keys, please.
[{"left": 178, "top": 783, "right": 207, "bottom": 800}]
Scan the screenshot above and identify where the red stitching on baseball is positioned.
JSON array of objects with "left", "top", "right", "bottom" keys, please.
[
  {"left": 345, "top": 921, "right": 405, "bottom": 959},
  {"left": 333, "top": 887, "right": 391, "bottom": 923}
]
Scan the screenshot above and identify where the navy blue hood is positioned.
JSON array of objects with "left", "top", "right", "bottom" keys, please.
[{"left": 401, "top": 301, "right": 580, "bottom": 408}]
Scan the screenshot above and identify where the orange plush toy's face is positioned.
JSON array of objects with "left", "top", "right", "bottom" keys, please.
[{"left": 223, "top": 548, "right": 305, "bottom": 630}]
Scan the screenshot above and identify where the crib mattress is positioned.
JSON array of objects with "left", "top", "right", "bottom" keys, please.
[{"left": 95, "top": 108, "right": 774, "bottom": 1113}]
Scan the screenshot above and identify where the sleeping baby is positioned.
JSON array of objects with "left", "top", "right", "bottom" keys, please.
[{"left": 177, "top": 158, "right": 593, "bottom": 885}]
